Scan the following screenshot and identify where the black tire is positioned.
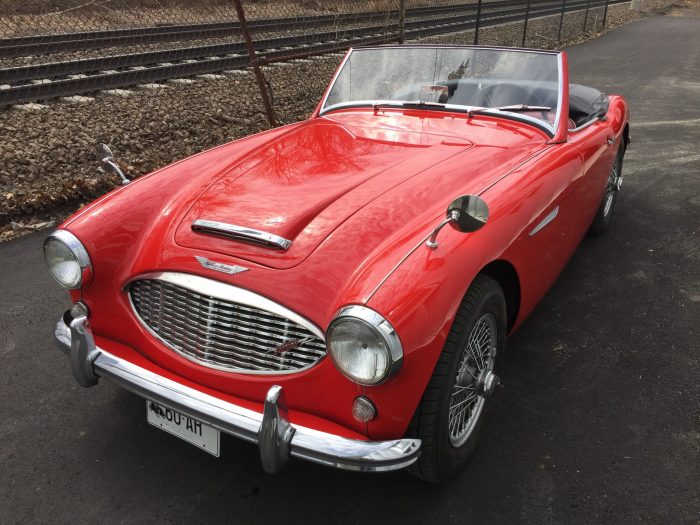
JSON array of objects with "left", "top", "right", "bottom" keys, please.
[
  {"left": 407, "top": 274, "right": 507, "bottom": 483},
  {"left": 589, "top": 144, "right": 624, "bottom": 235}
]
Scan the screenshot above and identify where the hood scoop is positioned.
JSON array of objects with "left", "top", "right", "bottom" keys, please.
[
  {"left": 192, "top": 219, "right": 292, "bottom": 250},
  {"left": 175, "top": 117, "right": 475, "bottom": 270}
]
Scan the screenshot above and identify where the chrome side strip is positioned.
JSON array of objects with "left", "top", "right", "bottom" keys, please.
[
  {"left": 54, "top": 316, "right": 421, "bottom": 473},
  {"left": 529, "top": 206, "right": 559, "bottom": 237},
  {"left": 192, "top": 219, "right": 292, "bottom": 251}
]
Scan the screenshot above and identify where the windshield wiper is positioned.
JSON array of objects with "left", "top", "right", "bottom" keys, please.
[
  {"left": 372, "top": 100, "right": 447, "bottom": 111},
  {"left": 493, "top": 104, "right": 551, "bottom": 112},
  {"left": 369, "top": 101, "right": 552, "bottom": 116}
]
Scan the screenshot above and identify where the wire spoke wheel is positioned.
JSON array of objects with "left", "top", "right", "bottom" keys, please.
[
  {"left": 589, "top": 144, "right": 624, "bottom": 236},
  {"left": 448, "top": 313, "right": 497, "bottom": 447},
  {"left": 407, "top": 275, "right": 505, "bottom": 482},
  {"left": 603, "top": 153, "right": 621, "bottom": 217}
]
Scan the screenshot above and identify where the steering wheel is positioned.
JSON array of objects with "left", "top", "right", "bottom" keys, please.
[{"left": 477, "top": 83, "right": 541, "bottom": 108}]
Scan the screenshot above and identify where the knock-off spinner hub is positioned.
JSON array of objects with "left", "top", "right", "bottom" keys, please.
[{"left": 477, "top": 370, "right": 500, "bottom": 398}]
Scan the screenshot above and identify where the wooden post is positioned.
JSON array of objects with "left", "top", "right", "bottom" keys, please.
[
  {"left": 522, "top": 0, "right": 532, "bottom": 47},
  {"left": 474, "top": 0, "right": 483, "bottom": 45},
  {"left": 602, "top": 0, "right": 610, "bottom": 27},
  {"left": 398, "top": 0, "right": 406, "bottom": 44},
  {"left": 557, "top": 0, "right": 566, "bottom": 42},
  {"left": 232, "top": 0, "right": 276, "bottom": 127},
  {"left": 583, "top": 0, "right": 592, "bottom": 32}
]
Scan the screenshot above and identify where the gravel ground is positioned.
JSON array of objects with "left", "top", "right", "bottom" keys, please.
[{"left": 0, "top": 0, "right": 685, "bottom": 241}]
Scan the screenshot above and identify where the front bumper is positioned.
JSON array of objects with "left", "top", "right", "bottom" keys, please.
[{"left": 54, "top": 312, "right": 420, "bottom": 473}]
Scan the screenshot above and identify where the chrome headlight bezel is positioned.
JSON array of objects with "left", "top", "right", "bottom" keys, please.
[
  {"left": 43, "top": 229, "right": 92, "bottom": 289},
  {"left": 326, "top": 305, "right": 403, "bottom": 386}
]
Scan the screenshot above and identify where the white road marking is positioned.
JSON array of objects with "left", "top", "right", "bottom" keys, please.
[{"left": 631, "top": 118, "right": 700, "bottom": 128}]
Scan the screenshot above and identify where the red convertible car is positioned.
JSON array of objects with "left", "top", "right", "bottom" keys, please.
[{"left": 46, "top": 45, "right": 629, "bottom": 482}]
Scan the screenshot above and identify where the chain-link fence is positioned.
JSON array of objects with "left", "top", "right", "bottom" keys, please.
[
  {"left": 1, "top": 0, "right": 631, "bottom": 109},
  {"left": 0, "top": 0, "right": 665, "bottom": 237}
]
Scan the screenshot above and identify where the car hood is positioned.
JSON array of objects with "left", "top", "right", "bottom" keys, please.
[
  {"left": 66, "top": 110, "right": 548, "bottom": 325},
  {"left": 174, "top": 116, "right": 474, "bottom": 269}
]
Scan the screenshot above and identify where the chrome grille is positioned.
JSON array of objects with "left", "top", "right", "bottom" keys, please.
[{"left": 129, "top": 277, "right": 326, "bottom": 373}]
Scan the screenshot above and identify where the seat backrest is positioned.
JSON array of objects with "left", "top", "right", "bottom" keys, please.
[{"left": 569, "top": 84, "right": 609, "bottom": 127}]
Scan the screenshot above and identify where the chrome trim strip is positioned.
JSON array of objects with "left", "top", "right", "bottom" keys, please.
[
  {"left": 192, "top": 219, "right": 292, "bottom": 250},
  {"left": 352, "top": 44, "right": 559, "bottom": 55},
  {"left": 47, "top": 230, "right": 91, "bottom": 267},
  {"left": 318, "top": 47, "right": 561, "bottom": 137},
  {"left": 365, "top": 229, "right": 435, "bottom": 303},
  {"left": 320, "top": 99, "right": 555, "bottom": 133},
  {"left": 327, "top": 305, "right": 403, "bottom": 385},
  {"left": 568, "top": 116, "right": 600, "bottom": 133},
  {"left": 529, "top": 206, "right": 559, "bottom": 237},
  {"left": 318, "top": 48, "right": 352, "bottom": 114},
  {"left": 125, "top": 272, "right": 326, "bottom": 375},
  {"left": 54, "top": 316, "right": 421, "bottom": 473}
]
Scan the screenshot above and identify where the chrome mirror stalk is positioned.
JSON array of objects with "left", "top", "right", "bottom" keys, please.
[
  {"left": 426, "top": 210, "right": 461, "bottom": 249},
  {"left": 96, "top": 143, "right": 130, "bottom": 185},
  {"left": 426, "top": 195, "right": 489, "bottom": 249}
]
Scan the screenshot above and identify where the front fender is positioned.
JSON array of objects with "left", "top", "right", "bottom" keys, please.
[{"left": 362, "top": 207, "right": 520, "bottom": 440}]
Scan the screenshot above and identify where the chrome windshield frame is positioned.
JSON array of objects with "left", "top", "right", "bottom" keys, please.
[{"left": 318, "top": 45, "right": 564, "bottom": 138}]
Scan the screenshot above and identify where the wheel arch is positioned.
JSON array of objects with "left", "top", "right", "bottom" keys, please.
[{"left": 477, "top": 259, "right": 521, "bottom": 333}]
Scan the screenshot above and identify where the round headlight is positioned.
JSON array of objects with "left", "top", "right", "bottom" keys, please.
[
  {"left": 326, "top": 306, "right": 403, "bottom": 385},
  {"left": 44, "top": 230, "right": 91, "bottom": 289}
]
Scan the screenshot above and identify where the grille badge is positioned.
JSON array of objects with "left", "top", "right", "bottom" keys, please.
[
  {"left": 273, "top": 337, "right": 314, "bottom": 355},
  {"left": 195, "top": 255, "right": 248, "bottom": 275}
]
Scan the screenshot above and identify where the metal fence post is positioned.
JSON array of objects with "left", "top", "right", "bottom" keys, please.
[
  {"left": 583, "top": 0, "right": 592, "bottom": 32},
  {"left": 602, "top": 0, "right": 610, "bottom": 28},
  {"left": 232, "top": 0, "right": 276, "bottom": 127},
  {"left": 557, "top": 0, "right": 566, "bottom": 42},
  {"left": 474, "top": 0, "right": 483, "bottom": 45},
  {"left": 398, "top": 0, "right": 406, "bottom": 44},
  {"left": 522, "top": 0, "right": 532, "bottom": 47}
]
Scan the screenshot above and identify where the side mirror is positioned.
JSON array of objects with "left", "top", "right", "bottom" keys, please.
[
  {"left": 426, "top": 195, "right": 489, "bottom": 249},
  {"left": 96, "top": 143, "right": 129, "bottom": 185},
  {"left": 446, "top": 195, "right": 489, "bottom": 233}
]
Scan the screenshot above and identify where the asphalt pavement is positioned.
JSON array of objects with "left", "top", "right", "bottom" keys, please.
[{"left": 1, "top": 13, "right": 698, "bottom": 525}]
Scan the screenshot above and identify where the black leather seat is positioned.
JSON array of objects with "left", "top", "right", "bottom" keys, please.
[{"left": 569, "top": 84, "right": 609, "bottom": 127}]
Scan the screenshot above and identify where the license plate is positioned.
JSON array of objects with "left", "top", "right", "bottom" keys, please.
[{"left": 146, "top": 401, "right": 220, "bottom": 457}]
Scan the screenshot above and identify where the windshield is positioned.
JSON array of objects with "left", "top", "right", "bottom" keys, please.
[{"left": 322, "top": 46, "right": 562, "bottom": 135}]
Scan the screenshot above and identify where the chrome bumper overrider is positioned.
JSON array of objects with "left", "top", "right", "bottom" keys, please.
[{"left": 54, "top": 312, "right": 420, "bottom": 473}]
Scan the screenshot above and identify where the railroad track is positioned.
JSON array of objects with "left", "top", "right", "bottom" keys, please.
[
  {"left": 0, "top": 0, "right": 561, "bottom": 85},
  {"left": 0, "top": 0, "right": 622, "bottom": 107},
  {"left": 0, "top": 2, "right": 484, "bottom": 59}
]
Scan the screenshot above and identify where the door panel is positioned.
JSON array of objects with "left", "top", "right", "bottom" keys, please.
[
  {"left": 495, "top": 143, "right": 584, "bottom": 323},
  {"left": 568, "top": 121, "right": 617, "bottom": 238}
]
